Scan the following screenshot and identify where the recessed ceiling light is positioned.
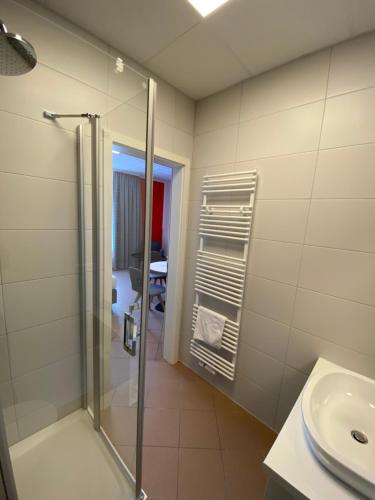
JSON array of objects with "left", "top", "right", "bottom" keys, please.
[{"left": 187, "top": 0, "right": 230, "bottom": 17}]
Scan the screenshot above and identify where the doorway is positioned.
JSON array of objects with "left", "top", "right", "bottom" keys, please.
[
  {"left": 111, "top": 145, "right": 173, "bottom": 371},
  {"left": 108, "top": 147, "right": 174, "bottom": 454}
]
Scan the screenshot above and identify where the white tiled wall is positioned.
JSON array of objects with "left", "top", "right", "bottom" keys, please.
[
  {"left": 180, "top": 32, "right": 375, "bottom": 430},
  {"left": 0, "top": 0, "right": 195, "bottom": 444}
]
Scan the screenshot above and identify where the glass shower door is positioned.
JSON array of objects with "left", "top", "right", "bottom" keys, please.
[{"left": 83, "top": 66, "right": 156, "bottom": 499}]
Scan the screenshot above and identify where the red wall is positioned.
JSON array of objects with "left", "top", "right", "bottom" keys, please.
[
  {"left": 139, "top": 179, "right": 165, "bottom": 247},
  {"left": 151, "top": 181, "right": 164, "bottom": 245}
]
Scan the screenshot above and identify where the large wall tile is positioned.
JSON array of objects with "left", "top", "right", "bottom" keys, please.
[
  {"left": 237, "top": 101, "right": 324, "bottom": 161},
  {"left": 249, "top": 239, "right": 302, "bottom": 285},
  {"left": 293, "top": 288, "right": 375, "bottom": 357},
  {"left": 108, "top": 59, "right": 148, "bottom": 105},
  {"left": 154, "top": 80, "right": 176, "bottom": 126},
  {"left": 172, "top": 129, "right": 194, "bottom": 160},
  {"left": 0, "top": 112, "right": 76, "bottom": 182},
  {"left": 238, "top": 343, "right": 284, "bottom": 399},
  {"left": 3, "top": 275, "right": 79, "bottom": 333},
  {"left": 193, "top": 125, "right": 238, "bottom": 168},
  {"left": 106, "top": 103, "right": 147, "bottom": 146},
  {"left": 241, "top": 50, "right": 330, "bottom": 121},
  {"left": 5, "top": 422, "right": 19, "bottom": 446},
  {"left": 0, "top": 173, "right": 78, "bottom": 230},
  {"left": 0, "top": 287, "right": 5, "bottom": 337},
  {"left": 321, "top": 87, "right": 375, "bottom": 148},
  {"left": 0, "top": 382, "right": 16, "bottom": 425},
  {"left": 252, "top": 200, "right": 309, "bottom": 244},
  {"left": 237, "top": 151, "right": 316, "bottom": 200},
  {"left": 195, "top": 84, "right": 242, "bottom": 134},
  {"left": 233, "top": 374, "right": 278, "bottom": 428},
  {"left": 8, "top": 316, "right": 80, "bottom": 378},
  {"left": 186, "top": 201, "right": 201, "bottom": 232},
  {"left": 277, "top": 367, "right": 308, "bottom": 416},
  {"left": 189, "top": 164, "right": 234, "bottom": 201},
  {"left": 328, "top": 32, "right": 375, "bottom": 97},
  {"left": 240, "top": 310, "right": 289, "bottom": 362},
  {"left": 0, "top": 64, "right": 118, "bottom": 132},
  {"left": 313, "top": 143, "right": 375, "bottom": 199},
  {"left": 17, "top": 404, "right": 58, "bottom": 441},
  {"left": 155, "top": 119, "right": 174, "bottom": 152},
  {"left": 184, "top": 230, "right": 199, "bottom": 261},
  {"left": 287, "top": 328, "right": 375, "bottom": 380},
  {"left": 0, "top": 338, "right": 10, "bottom": 383},
  {"left": 244, "top": 275, "right": 296, "bottom": 325},
  {"left": 305, "top": 199, "right": 375, "bottom": 252},
  {"left": 0, "top": 230, "right": 78, "bottom": 283},
  {"left": 175, "top": 91, "right": 195, "bottom": 134},
  {"left": 299, "top": 245, "right": 375, "bottom": 306},
  {"left": 13, "top": 355, "right": 81, "bottom": 419}
]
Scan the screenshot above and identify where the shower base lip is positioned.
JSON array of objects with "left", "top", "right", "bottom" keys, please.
[{"left": 10, "top": 409, "right": 134, "bottom": 500}]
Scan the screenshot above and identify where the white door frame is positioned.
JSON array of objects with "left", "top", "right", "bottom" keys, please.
[{"left": 103, "top": 129, "right": 191, "bottom": 364}]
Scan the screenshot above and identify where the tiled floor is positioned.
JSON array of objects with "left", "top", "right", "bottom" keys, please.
[{"left": 106, "top": 271, "right": 276, "bottom": 499}]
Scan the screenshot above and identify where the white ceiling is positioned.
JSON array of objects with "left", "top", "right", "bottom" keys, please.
[{"left": 37, "top": 0, "right": 375, "bottom": 100}]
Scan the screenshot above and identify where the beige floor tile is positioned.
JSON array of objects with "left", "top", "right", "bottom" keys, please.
[
  {"left": 154, "top": 342, "right": 163, "bottom": 360},
  {"left": 217, "top": 412, "right": 276, "bottom": 457},
  {"left": 146, "top": 360, "right": 185, "bottom": 385},
  {"left": 142, "top": 447, "right": 178, "bottom": 500},
  {"left": 146, "top": 341, "right": 159, "bottom": 360},
  {"left": 222, "top": 449, "right": 269, "bottom": 500},
  {"left": 179, "top": 379, "right": 215, "bottom": 410},
  {"left": 111, "top": 357, "right": 135, "bottom": 388},
  {"left": 213, "top": 390, "right": 246, "bottom": 415},
  {"left": 145, "top": 379, "right": 181, "bottom": 409},
  {"left": 111, "top": 339, "right": 127, "bottom": 358},
  {"left": 175, "top": 362, "right": 203, "bottom": 382},
  {"left": 111, "top": 380, "right": 139, "bottom": 408},
  {"left": 180, "top": 410, "right": 220, "bottom": 449},
  {"left": 110, "top": 271, "right": 276, "bottom": 500},
  {"left": 143, "top": 408, "right": 180, "bottom": 447},
  {"left": 178, "top": 448, "right": 226, "bottom": 500}
]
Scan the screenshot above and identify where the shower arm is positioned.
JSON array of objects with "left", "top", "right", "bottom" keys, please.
[{"left": 43, "top": 110, "right": 100, "bottom": 120}]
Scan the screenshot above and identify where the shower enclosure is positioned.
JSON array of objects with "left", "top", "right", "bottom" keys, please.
[{"left": 0, "top": 33, "right": 156, "bottom": 499}]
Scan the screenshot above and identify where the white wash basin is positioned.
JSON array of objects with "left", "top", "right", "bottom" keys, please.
[{"left": 302, "top": 366, "right": 375, "bottom": 498}]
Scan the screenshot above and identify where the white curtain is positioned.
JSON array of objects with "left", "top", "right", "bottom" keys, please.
[{"left": 112, "top": 172, "right": 142, "bottom": 270}]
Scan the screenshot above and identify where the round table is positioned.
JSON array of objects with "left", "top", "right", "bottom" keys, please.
[
  {"left": 150, "top": 260, "right": 167, "bottom": 274},
  {"left": 150, "top": 261, "right": 167, "bottom": 312}
]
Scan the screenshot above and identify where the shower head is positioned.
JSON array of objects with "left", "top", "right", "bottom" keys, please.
[{"left": 0, "top": 20, "right": 37, "bottom": 76}]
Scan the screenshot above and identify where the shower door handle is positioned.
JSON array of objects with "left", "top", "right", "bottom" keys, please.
[{"left": 123, "top": 312, "right": 137, "bottom": 356}]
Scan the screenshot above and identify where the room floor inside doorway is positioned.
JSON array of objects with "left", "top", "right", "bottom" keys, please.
[{"left": 106, "top": 270, "right": 277, "bottom": 500}]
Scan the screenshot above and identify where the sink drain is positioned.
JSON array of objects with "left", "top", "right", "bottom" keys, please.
[{"left": 351, "top": 430, "right": 368, "bottom": 444}]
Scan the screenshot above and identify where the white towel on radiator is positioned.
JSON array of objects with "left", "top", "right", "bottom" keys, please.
[{"left": 193, "top": 305, "right": 226, "bottom": 349}]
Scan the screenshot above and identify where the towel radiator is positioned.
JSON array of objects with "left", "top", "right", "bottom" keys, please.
[{"left": 190, "top": 170, "right": 257, "bottom": 381}]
